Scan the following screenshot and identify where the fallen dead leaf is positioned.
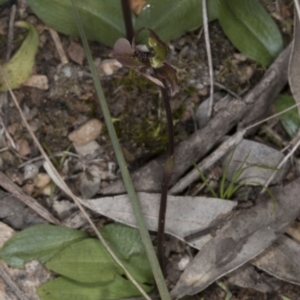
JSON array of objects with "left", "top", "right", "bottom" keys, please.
[
  {"left": 227, "top": 264, "right": 282, "bottom": 293},
  {"left": 253, "top": 235, "right": 300, "bottom": 286},
  {"left": 67, "top": 41, "right": 85, "bottom": 65},
  {"left": 171, "top": 178, "right": 300, "bottom": 298},
  {"left": 80, "top": 193, "right": 237, "bottom": 250}
]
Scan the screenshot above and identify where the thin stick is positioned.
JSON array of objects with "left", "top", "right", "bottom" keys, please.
[
  {"left": 0, "top": 264, "right": 29, "bottom": 300},
  {"left": 157, "top": 84, "right": 175, "bottom": 269},
  {"left": 48, "top": 28, "right": 68, "bottom": 65},
  {"left": 121, "top": 0, "right": 134, "bottom": 41},
  {"left": 202, "top": 0, "right": 214, "bottom": 118}
]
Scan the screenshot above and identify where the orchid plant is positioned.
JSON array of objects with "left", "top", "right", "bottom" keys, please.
[
  {"left": 113, "top": 28, "right": 178, "bottom": 95},
  {"left": 113, "top": 28, "right": 178, "bottom": 269}
]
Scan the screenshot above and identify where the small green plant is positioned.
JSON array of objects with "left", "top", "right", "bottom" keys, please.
[
  {"left": 217, "top": 281, "right": 232, "bottom": 300},
  {"left": 194, "top": 150, "right": 276, "bottom": 205},
  {"left": 0, "top": 224, "right": 155, "bottom": 300}
]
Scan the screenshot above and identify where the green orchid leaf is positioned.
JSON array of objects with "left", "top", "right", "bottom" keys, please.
[
  {"left": 135, "top": 0, "right": 219, "bottom": 44},
  {"left": 100, "top": 223, "right": 154, "bottom": 284},
  {"left": 100, "top": 223, "right": 146, "bottom": 259},
  {"left": 37, "top": 275, "right": 154, "bottom": 300},
  {"left": 129, "top": 253, "right": 154, "bottom": 284},
  {"left": 0, "top": 224, "right": 87, "bottom": 268},
  {"left": 46, "top": 224, "right": 154, "bottom": 284},
  {"left": 45, "top": 238, "right": 123, "bottom": 283},
  {"left": 26, "top": 0, "right": 129, "bottom": 47},
  {"left": 26, "top": 0, "right": 219, "bottom": 47},
  {"left": 0, "top": 21, "right": 39, "bottom": 91},
  {"left": 274, "top": 95, "right": 300, "bottom": 138},
  {"left": 218, "top": 0, "right": 283, "bottom": 65}
]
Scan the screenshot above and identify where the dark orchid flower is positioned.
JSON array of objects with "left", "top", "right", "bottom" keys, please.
[{"left": 113, "top": 28, "right": 178, "bottom": 96}]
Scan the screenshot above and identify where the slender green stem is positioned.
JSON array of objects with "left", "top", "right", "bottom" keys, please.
[
  {"left": 121, "top": 0, "right": 134, "bottom": 41},
  {"left": 71, "top": 2, "right": 170, "bottom": 299},
  {"left": 157, "top": 83, "right": 175, "bottom": 270}
]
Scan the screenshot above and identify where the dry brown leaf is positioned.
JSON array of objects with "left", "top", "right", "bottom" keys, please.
[
  {"left": 253, "top": 235, "right": 300, "bottom": 285},
  {"left": 130, "top": 0, "right": 146, "bottom": 15},
  {"left": 67, "top": 41, "right": 85, "bottom": 65},
  {"left": 80, "top": 193, "right": 237, "bottom": 250},
  {"left": 227, "top": 264, "right": 282, "bottom": 293},
  {"left": 171, "top": 178, "right": 300, "bottom": 298}
]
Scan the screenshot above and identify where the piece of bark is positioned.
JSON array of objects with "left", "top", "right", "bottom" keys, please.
[{"left": 101, "top": 44, "right": 292, "bottom": 195}]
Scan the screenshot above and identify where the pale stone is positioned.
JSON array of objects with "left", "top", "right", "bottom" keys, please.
[
  {"left": 68, "top": 119, "right": 102, "bottom": 146},
  {"left": 16, "top": 139, "right": 31, "bottom": 156},
  {"left": 74, "top": 140, "right": 101, "bottom": 157}
]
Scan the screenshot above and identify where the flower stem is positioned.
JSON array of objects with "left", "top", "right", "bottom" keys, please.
[
  {"left": 157, "top": 82, "right": 175, "bottom": 270},
  {"left": 121, "top": 0, "right": 134, "bottom": 41}
]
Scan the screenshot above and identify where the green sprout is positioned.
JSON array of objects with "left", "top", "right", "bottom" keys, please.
[{"left": 194, "top": 150, "right": 277, "bottom": 209}]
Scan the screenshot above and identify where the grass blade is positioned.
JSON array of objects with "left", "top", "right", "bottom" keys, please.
[
  {"left": 70, "top": 1, "right": 170, "bottom": 299},
  {"left": 193, "top": 163, "right": 218, "bottom": 198}
]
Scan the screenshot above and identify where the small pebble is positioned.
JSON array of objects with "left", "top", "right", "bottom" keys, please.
[
  {"left": 23, "top": 163, "right": 39, "bottom": 181},
  {"left": 34, "top": 173, "right": 52, "bottom": 196},
  {"left": 68, "top": 119, "right": 103, "bottom": 146},
  {"left": 74, "top": 141, "right": 101, "bottom": 157},
  {"left": 23, "top": 75, "right": 49, "bottom": 90},
  {"left": 16, "top": 139, "right": 31, "bottom": 156},
  {"left": 178, "top": 255, "right": 190, "bottom": 271},
  {"left": 100, "top": 59, "right": 122, "bottom": 76}
]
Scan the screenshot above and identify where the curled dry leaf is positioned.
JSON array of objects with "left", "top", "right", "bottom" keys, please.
[
  {"left": 171, "top": 178, "right": 300, "bottom": 298},
  {"left": 130, "top": 0, "right": 146, "bottom": 15}
]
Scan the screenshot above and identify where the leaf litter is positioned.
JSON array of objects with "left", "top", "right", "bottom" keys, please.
[
  {"left": 171, "top": 177, "right": 300, "bottom": 298},
  {"left": 1, "top": 0, "right": 300, "bottom": 299}
]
